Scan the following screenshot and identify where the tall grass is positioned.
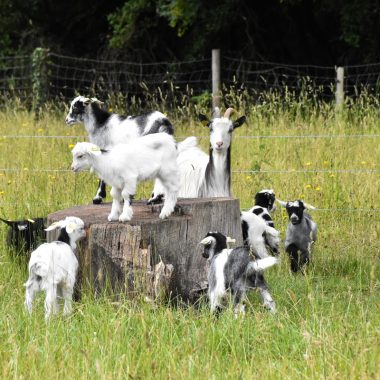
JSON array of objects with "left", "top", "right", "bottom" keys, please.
[{"left": 0, "top": 95, "right": 379, "bottom": 379}]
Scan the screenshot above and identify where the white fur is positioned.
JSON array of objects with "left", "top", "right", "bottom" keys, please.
[
  {"left": 24, "top": 217, "right": 85, "bottom": 321},
  {"left": 241, "top": 211, "right": 280, "bottom": 258},
  {"left": 150, "top": 112, "right": 244, "bottom": 201},
  {"left": 71, "top": 135, "right": 179, "bottom": 221}
]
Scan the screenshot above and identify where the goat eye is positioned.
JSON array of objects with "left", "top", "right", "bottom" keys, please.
[{"left": 77, "top": 154, "right": 83, "bottom": 159}]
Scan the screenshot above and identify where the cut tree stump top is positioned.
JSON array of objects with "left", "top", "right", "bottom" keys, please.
[{"left": 47, "top": 198, "right": 242, "bottom": 301}]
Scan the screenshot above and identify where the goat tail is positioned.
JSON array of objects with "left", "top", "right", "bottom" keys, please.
[
  {"left": 247, "top": 257, "right": 278, "bottom": 275},
  {"left": 177, "top": 136, "right": 198, "bottom": 153}
]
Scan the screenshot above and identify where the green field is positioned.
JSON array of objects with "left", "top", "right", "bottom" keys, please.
[{"left": 0, "top": 98, "right": 379, "bottom": 379}]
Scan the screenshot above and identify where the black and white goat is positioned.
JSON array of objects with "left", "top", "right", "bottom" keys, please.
[
  {"left": 199, "top": 232, "right": 278, "bottom": 315},
  {"left": 278, "top": 200, "right": 318, "bottom": 273},
  {"left": 0, "top": 217, "right": 46, "bottom": 253},
  {"left": 148, "top": 108, "right": 246, "bottom": 202},
  {"left": 240, "top": 212, "right": 280, "bottom": 258},
  {"left": 248, "top": 189, "right": 276, "bottom": 228},
  {"left": 24, "top": 216, "right": 86, "bottom": 321},
  {"left": 71, "top": 136, "right": 179, "bottom": 221},
  {"left": 65, "top": 96, "right": 174, "bottom": 204}
]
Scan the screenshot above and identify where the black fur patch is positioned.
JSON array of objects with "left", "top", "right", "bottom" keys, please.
[
  {"left": 57, "top": 228, "right": 71, "bottom": 245},
  {"left": 91, "top": 103, "right": 111, "bottom": 127},
  {"left": 252, "top": 207, "right": 263, "bottom": 215},
  {"left": 205, "top": 232, "right": 227, "bottom": 252},
  {"left": 241, "top": 220, "right": 249, "bottom": 245}
]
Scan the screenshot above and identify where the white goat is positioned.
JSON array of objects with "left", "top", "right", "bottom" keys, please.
[
  {"left": 65, "top": 96, "right": 174, "bottom": 204},
  {"left": 241, "top": 211, "right": 280, "bottom": 258},
  {"left": 71, "top": 135, "right": 179, "bottom": 222},
  {"left": 200, "top": 232, "right": 278, "bottom": 315},
  {"left": 148, "top": 107, "right": 246, "bottom": 202},
  {"left": 24, "top": 216, "right": 85, "bottom": 320},
  {"left": 278, "top": 199, "right": 318, "bottom": 272}
]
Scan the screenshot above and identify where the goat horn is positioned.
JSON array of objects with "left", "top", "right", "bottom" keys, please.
[
  {"left": 276, "top": 199, "right": 287, "bottom": 207},
  {"left": 304, "top": 202, "right": 316, "bottom": 210},
  {"left": 223, "top": 108, "right": 236, "bottom": 119}
]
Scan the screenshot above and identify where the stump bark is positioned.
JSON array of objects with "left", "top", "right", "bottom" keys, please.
[{"left": 47, "top": 198, "right": 242, "bottom": 302}]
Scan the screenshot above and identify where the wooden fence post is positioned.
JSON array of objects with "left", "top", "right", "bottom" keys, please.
[
  {"left": 335, "top": 66, "right": 344, "bottom": 108},
  {"left": 212, "top": 49, "right": 221, "bottom": 112},
  {"left": 32, "top": 47, "right": 50, "bottom": 116}
]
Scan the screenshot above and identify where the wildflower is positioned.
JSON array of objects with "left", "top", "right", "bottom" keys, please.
[
  {"left": 305, "top": 184, "right": 312, "bottom": 189},
  {"left": 0, "top": 173, "right": 4, "bottom": 176},
  {"left": 304, "top": 162, "right": 312, "bottom": 166},
  {"left": 323, "top": 160, "right": 329, "bottom": 166},
  {"left": 108, "top": 108, "right": 113, "bottom": 113},
  {"left": 315, "top": 186, "right": 321, "bottom": 191},
  {"left": 37, "top": 128, "right": 43, "bottom": 132},
  {"left": 361, "top": 161, "right": 367, "bottom": 165},
  {"left": 7, "top": 180, "right": 12, "bottom": 185},
  {"left": 299, "top": 193, "right": 305, "bottom": 198},
  {"left": 68, "top": 143, "right": 75, "bottom": 149},
  {"left": 23, "top": 167, "right": 29, "bottom": 171},
  {"left": 0, "top": 191, "right": 4, "bottom": 196},
  {"left": 329, "top": 173, "right": 335, "bottom": 178}
]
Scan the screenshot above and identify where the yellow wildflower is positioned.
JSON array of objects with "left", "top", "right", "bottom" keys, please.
[
  {"left": 361, "top": 161, "right": 367, "bottom": 165},
  {"left": 315, "top": 186, "right": 321, "bottom": 191},
  {"left": 329, "top": 173, "right": 335, "bottom": 178},
  {"left": 305, "top": 162, "right": 312, "bottom": 166},
  {"left": 68, "top": 143, "right": 75, "bottom": 149},
  {"left": 37, "top": 128, "right": 44, "bottom": 132},
  {"left": 109, "top": 108, "right": 113, "bottom": 112},
  {"left": 305, "top": 184, "right": 312, "bottom": 189},
  {"left": 323, "top": 160, "right": 329, "bottom": 166}
]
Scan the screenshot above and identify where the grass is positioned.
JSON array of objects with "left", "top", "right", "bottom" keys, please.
[{"left": 0, "top": 97, "right": 379, "bottom": 379}]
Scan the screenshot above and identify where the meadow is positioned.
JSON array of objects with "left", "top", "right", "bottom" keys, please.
[{"left": 0, "top": 95, "right": 379, "bottom": 379}]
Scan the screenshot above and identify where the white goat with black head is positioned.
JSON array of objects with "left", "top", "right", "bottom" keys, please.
[
  {"left": 24, "top": 216, "right": 85, "bottom": 321},
  {"left": 248, "top": 189, "right": 277, "bottom": 228},
  {"left": 241, "top": 189, "right": 280, "bottom": 256},
  {"left": 148, "top": 107, "right": 246, "bottom": 202},
  {"left": 278, "top": 199, "right": 317, "bottom": 273},
  {"left": 65, "top": 96, "right": 174, "bottom": 204},
  {"left": 200, "top": 231, "right": 278, "bottom": 315},
  {"left": 71, "top": 135, "right": 179, "bottom": 222}
]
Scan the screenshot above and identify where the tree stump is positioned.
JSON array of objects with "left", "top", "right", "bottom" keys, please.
[{"left": 47, "top": 198, "right": 242, "bottom": 302}]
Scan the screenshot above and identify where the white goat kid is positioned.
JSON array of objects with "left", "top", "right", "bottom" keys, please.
[
  {"left": 65, "top": 96, "right": 174, "bottom": 204},
  {"left": 149, "top": 107, "right": 246, "bottom": 202},
  {"left": 71, "top": 135, "right": 179, "bottom": 222},
  {"left": 24, "top": 216, "right": 85, "bottom": 320}
]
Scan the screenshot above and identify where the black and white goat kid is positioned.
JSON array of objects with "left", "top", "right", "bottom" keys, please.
[
  {"left": 278, "top": 199, "right": 317, "bottom": 273},
  {"left": 200, "top": 232, "right": 278, "bottom": 315},
  {"left": 248, "top": 189, "right": 276, "bottom": 228},
  {"left": 148, "top": 107, "right": 246, "bottom": 202},
  {"left": 65, "top": 96, "right": 174, "bottom": 204},
  {"left": 0, "top": 217, "right": 46, "bottom": 254}
]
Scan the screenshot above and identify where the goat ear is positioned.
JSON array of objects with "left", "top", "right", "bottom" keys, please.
[
  {"left": 233, "top": 116, "right": 246, "bottom": 129},
  {"left": 82, "top": 97, "right": 91, "bottom": 105},
  {"left": 65, "top": 223, "right": 77, "bottom": 234},
  {"left": 90, "top": 98, "right": 104, "bottom": 105},
  {"left": 198, "top": 114, "right": 210, "bottom": 127},
  {"left": 45, "top": 221, "right": 62, "bottom": 232},
  {"left": 303, "top": 202, "right": 316, "bottom": 210},
  {"left": 88, "top": 145, "right": 102, "bottom": 156},
  {"left": 0, "top": 217, "right": 15, "bottom": 226},
  {"left": 200, "top": 236, "right": 213, "bottom": 246},
  {"left": 276, "top": 199, "right": 287, "bottom": 207}
]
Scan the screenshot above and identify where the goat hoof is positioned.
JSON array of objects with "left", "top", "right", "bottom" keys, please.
[{"left": 93, "top": 197, "right": 103, "bottom": 205}]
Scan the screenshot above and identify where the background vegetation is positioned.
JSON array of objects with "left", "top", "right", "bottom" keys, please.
[
  {"left": 0, "top": 95, "right": 378, "bottom": 379},
  {"left": 1, "top": 0, "right": 380, "bottom": 64}
]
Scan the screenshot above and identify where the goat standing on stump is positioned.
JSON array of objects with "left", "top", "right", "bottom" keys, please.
[
  {"left": 148, "top": 107, "right": 246, "bottom": 202},
  {"left": 199, "top": 232, "right": 278, "bottom": 315},
  {"left": 24, "top": 217, "right": 85, "bottom": 321},
  {"left": 65, "top": 96, "right": 174, "bottom": 204},
  {"left": 278, "top": 200, "right": 317, "bottom": 273}
]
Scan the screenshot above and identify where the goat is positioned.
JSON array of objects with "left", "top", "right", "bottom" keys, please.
[
  {"left": 0, "top": 217, "right": 46, "bottom": 254},
  {"left": 240, "top": 211, "right": 280, "bottom": 258},
  {"left": 199, "top": 231, "right": 278, "bottom": 315},
  {"left": 278, "top": 199, "right": 317, "bottom": 272},
  {"left": 148, "top": 107, "right": 246, "bottom": 202},
  {"left": 24, "top": 216, "right": 85, "bottom": 320},
  {"left": 71, "top": 135, "right": 179, "bottom": 221},
  {"left": 248, "top": 189, "right": 276, "bottom": 228},
  {"left": 65, "top": 96, "right": 174, "bottom": 204}
]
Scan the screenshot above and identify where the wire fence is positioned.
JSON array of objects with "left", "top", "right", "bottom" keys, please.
[{"left": 2, "top": 49, "right": 380, "bottom": 105}]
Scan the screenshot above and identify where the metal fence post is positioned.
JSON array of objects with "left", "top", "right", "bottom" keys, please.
[
  {"left": 335, "top": 66, "right": 344, "bottom": 108},
  {"left": 212, "top": 49, "right": 221, "bottom": 112},
  {"left": 32, "top": 48, "right": 50, "bottom": 115}
]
